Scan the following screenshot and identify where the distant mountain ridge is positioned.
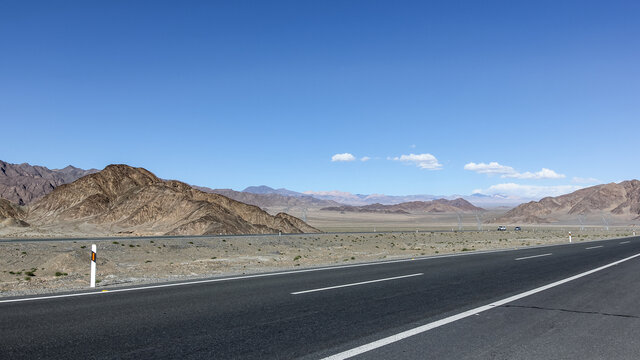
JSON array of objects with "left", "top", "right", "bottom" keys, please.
[
  {"left": 0, "top": 160, "right": 97, "bottom": 205},
  {"left": 240, "top": 185, "right": 528, "bottom": 208},
  {"left": 243, "top": 185, "right": 305, "bottom": 198},
  {"left": 303, "top": 190, "right": 437, "bottom": 206},
  {"left": 494, "top": 180, "right": 640, "bottom": 223},
  {"left": 195, "top": 186, "right": 341, "bottom": 209},
  {"left": 321, "top": 198, "right": 484, "bottom": 214}
]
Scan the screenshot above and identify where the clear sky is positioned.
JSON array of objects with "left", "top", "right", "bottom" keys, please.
[{"left": 1, "top": 1, "right": 638, "bottom": 198}]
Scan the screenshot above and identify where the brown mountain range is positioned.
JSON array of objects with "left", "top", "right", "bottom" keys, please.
[
  {"left": 0, "top": 160, "right": 97, "bottom": 206},
  {"left": 494, "top": 180, "right": 640, "bottom": 223},
  {"left": 321, "top": 198, "right": 484, "bottom": 214},
  {"left": 17, "top": 165, "right": 318, "bottom": 236}
]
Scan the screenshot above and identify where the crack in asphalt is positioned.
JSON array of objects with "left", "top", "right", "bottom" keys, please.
[{"left": 502, "top": 304, "right": 640, "bottom": 319}]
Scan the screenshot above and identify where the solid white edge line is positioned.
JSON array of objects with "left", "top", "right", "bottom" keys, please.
[
  {"left": 321, "top": 252, "right": 640, "bottom": 360},
  {"left": 586, "top": 245, "right": 604, "bottom": 249},
  {"left": 291, "top": 273, "right": 423, "bottom": 295},
  {"left": 0, "top": 235, "right": 634, "bottom": 304},
  {"left": 515, "top": 253, "right": 552, "bottom": 261}
]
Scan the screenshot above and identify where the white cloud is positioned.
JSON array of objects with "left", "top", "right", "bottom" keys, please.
[
  {"left": 360, "top": 156, "right": 371, "bottom": 162},
  {"left": 464, "top": 162, "right": 515, "bottom": 175},
  {"left": 503, "top": 168, "right": 565, "bottom": 180},
  {"left": 392, "top": 153, "right": 442, "bottom": 170},
  {"left": 464, "top": 162, "right": 565, "bottom": 179},
  {"left": 331, "top": 153, "right": 356, "bottom": 162},
  {"left": 474, "top": 183, "right": 583, "bottom": 199},
  {"left": 572, "top": 177, "right": 600, "bottom": 184}
]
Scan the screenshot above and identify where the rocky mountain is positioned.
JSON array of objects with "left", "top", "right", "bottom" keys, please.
[
  {"left": 0, "top": 160, "right": 97, "bottom": 205},
  {"left": 321, "top": 198, "right": 484, "bottom": 214},
  {"left": 494, "top": 180, "right": 640, "bottom": 223},
  {"left": 28, "top": 165, "right": 319, "bottom": 236},
  {"left": 0, "top": 198, "right": 29, "bottom": 227},
  {"left": 197, "top": 187, "right": 340, "bottom": 210}
]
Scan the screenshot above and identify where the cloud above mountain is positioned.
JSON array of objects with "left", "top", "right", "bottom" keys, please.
[{"left": 464, "top": 162, "right": 564, "bottom": 179}]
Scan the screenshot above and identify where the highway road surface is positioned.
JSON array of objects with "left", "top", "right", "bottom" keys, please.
[{"left": 1, "top": 236, "right": 639, "bottom": 359}]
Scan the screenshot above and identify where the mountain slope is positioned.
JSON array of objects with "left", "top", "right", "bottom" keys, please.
[
  {"left": 0, "top": 198, "right": 29, "bottom": 227},
  {"left": 0, "top": 160, "right": 97, "bottom": 205},
  {"left": 494, "top": 180, "right": 640, "bottom": 223},
  {"left": 28, "top": 165, "right": 319, "bottom": 235}
]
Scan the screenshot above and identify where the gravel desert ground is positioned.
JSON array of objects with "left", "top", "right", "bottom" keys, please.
[{"left": 0, "top": 228, "right": 634, "bottom": 298}]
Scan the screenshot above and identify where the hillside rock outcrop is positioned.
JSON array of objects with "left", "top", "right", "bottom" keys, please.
[{"left": 28, "top": 165, "right": 319, "bottom": 235}]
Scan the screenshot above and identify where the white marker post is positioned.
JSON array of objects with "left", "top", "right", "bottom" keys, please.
[
  {"left": 90, "top": 244, "right": 97, "bottom": 288},
  {"left": 569, "top": 232, "right": 572, "bottom": 243}
]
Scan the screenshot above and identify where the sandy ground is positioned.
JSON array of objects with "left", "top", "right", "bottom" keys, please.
[
  {"left": 275, "top": 208, "right": 639, "bottom": 232},
  {"left": 0, "top": 228, "right": 634, "bottom": 298}
]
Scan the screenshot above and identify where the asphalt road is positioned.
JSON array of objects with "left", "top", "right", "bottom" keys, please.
[
  {"left": 356, "top": 255, "right": 640, "bottom": 359},
  {"left": 1, "top": 236, "right": 639, "bottom": 359}
]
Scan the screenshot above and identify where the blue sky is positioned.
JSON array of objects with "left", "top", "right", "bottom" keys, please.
[{"left": 1, "top": 1, "right": 638, "bottom": 198}]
